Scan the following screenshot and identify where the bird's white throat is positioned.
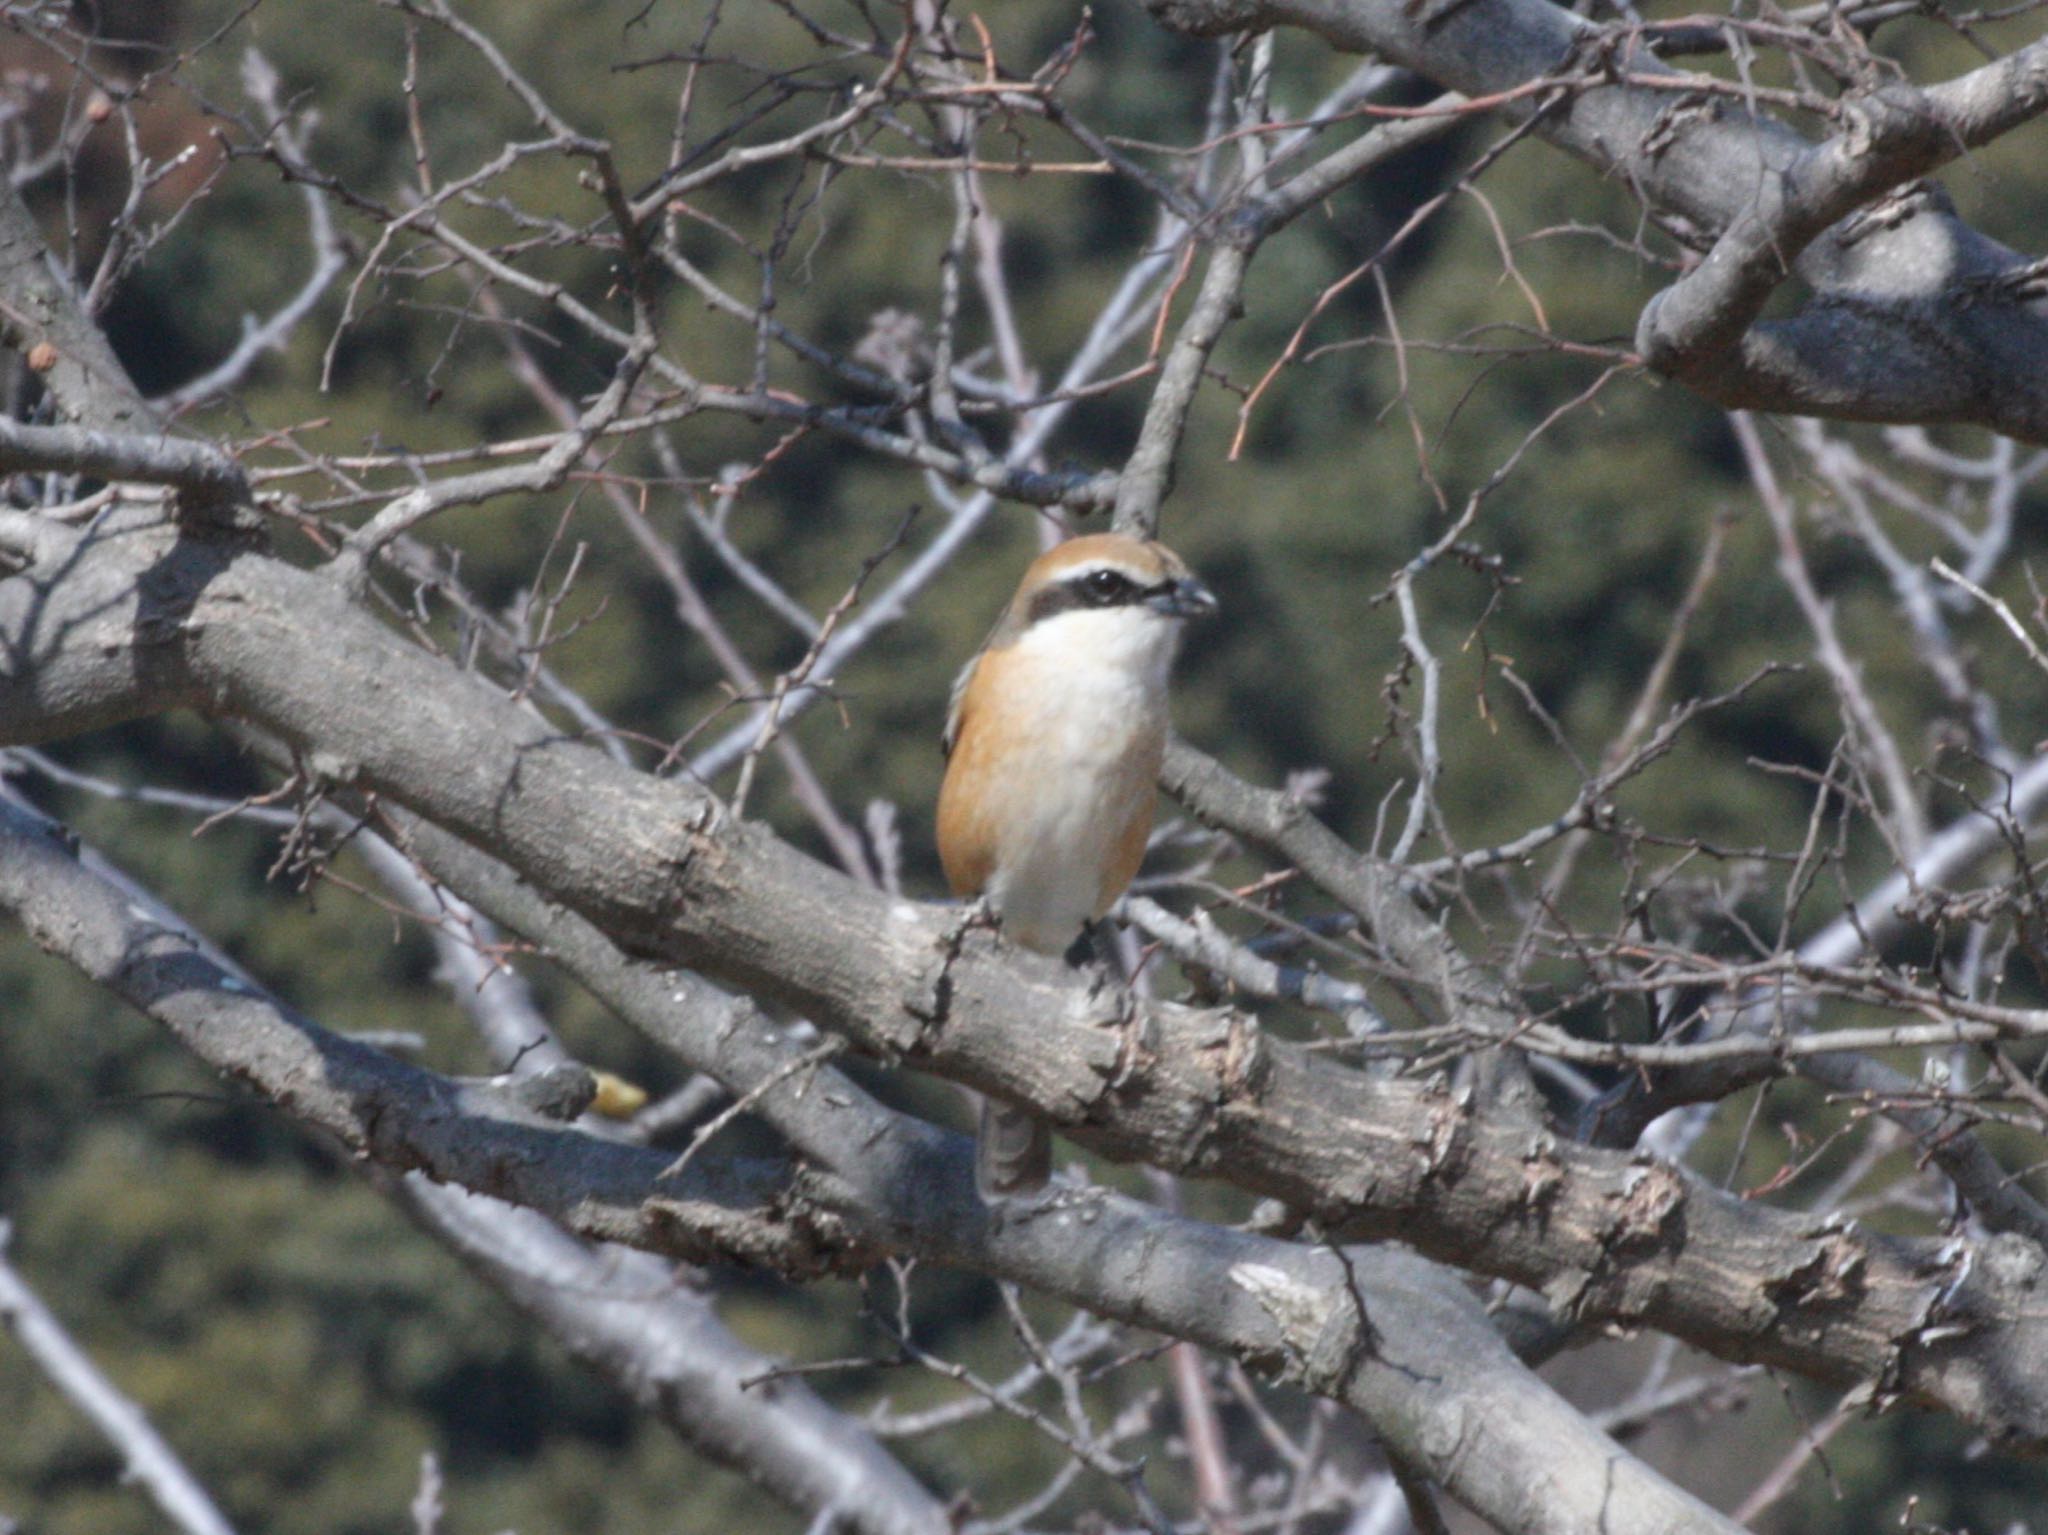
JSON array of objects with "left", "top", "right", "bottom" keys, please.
[{"left": 1013, "top": 604, "right": 1182, "bottom": 698}]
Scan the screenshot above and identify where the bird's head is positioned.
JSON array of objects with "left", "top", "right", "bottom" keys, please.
[{"left": 1002, "top": 533, "right": 1218, "bottom": 646}]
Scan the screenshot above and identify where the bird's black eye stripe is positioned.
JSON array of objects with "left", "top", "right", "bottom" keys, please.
[
  {"left": 1080, "top": 567, "right": 1136, "bottom": 604},
  {"left": 1025, "top": 566, "right": 1154, "bottom": 626}
]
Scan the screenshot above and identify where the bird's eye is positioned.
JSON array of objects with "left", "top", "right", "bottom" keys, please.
[{"left": 1080, "top": 569, "right": 1133, "bottom": 604}]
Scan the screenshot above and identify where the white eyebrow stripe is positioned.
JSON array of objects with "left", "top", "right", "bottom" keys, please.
[{"left": 1058, "top": 560, "right": 1154, "bottom": 587}]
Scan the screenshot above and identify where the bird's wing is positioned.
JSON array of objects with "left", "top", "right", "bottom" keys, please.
[{"left": 942, "top": 651, "right": 980, "bottom": 759}]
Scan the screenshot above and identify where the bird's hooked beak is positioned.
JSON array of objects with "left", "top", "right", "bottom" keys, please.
[{"left": 1145, "top": 576, "right": 1218, "bottom": 620}]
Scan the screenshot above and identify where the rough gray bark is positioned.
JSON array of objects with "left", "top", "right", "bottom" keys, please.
[
  {"left": 2, "top": 494, "right": 2045, "bottom": 1453},
  {"left": 0, "top": 795, "right": 840, "bottom": 1270},
  {"left": 0, "top": 192, "right": 154, "bottom": 435},
  {"left": 391, "top": 823, "right": 1747, "bottom": 1535},
  {"left": 0, "top": 784, "right": 1743, "bottom": 1535},
  {"left": 0, "top": 801, "right": 963, "bottom": 1535},
  {"left": 396, "top": 1182, "right": 950, "bottom": 1535}
]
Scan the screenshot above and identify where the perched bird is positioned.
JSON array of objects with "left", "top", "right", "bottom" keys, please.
[{"left": 937, "top": 532, "right": 1216, "bottom": 1196}]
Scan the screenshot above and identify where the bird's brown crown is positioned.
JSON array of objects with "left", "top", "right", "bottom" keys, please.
[{"left": 1014, "top": 532, "right": 1187, "bottom": 598}]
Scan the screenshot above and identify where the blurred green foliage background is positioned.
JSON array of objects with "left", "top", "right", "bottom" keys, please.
[{"left": 5, "top": 1, "right": 2048, "bottom": 1531}]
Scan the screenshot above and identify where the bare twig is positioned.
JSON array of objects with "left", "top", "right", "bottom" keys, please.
[{"left": 0, "top": 1222, "right": 239, "bottom": 1535}]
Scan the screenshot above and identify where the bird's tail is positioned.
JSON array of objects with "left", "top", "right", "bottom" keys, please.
[{"left": 976, "top": 1096, "right": 1052, "bottom": 1198}]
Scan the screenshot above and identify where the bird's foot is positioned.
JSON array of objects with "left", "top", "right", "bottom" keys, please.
[
  {"left": 941, "top": 894, "right": 1001, "bottom": 956},
  {"left": 1063, "top": 919, "right": 1135, "bottom": 1008}
]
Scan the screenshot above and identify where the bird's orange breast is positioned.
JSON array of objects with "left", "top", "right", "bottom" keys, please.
[{"left": 936, "top": 643, "right": 1165, "bottom": 952}]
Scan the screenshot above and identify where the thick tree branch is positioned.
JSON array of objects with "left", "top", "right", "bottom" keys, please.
[
  {"left": 438, "top": 825, "right": 1743, "bottom": 1535},
  {"left": 4, "top": 78, "right": 2048, "bottom": 1521},
  {"left": 1, "top": 505, "right": 2044, "bottom": 1448},
  {"left": 1138, "top": 0, "right": 2048, "bottom": 442},
  {"left": 0, "top": 418, "right": 249, "bottom": 503},
  {"left": 150, "top": 794, "right": 1749, "bottom": 1535},
  {"left": 13, "top": 13, "right": 2048, "bottom": 1529},
  {"left": 351, "top": 833, "right": 953, "bottom": 1535},
  {"left": 395, "top": 1181, "right": 949, "bottom": 1535},
  {"left": 1637, "top": 47, "right": 2048, "bottom": 389},
  {"left": 0, "top": 779, "right": 942, "bottom": 1535},
  {"left": 0, "top": 794, "right": 850, "bottom": 1275},
  {"left": 0, "top": 189, "right": 154, "bottom": 434},
  {"left": 0, "top": 763, "right": 1740, "bottom": 1534}
]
